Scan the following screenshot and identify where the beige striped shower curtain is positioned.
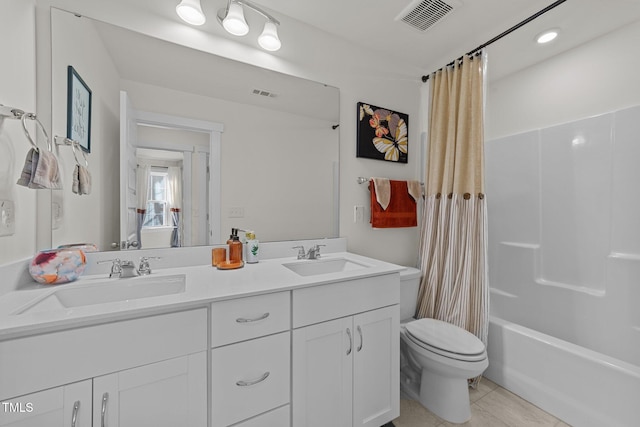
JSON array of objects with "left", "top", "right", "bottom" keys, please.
[{"left": 416, "top": 53, "right": 489, "bottom": 374}]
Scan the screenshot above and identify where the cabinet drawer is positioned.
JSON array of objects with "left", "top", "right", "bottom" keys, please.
[
  {"left": 232, "top": 405, "right": 290, "bottom": 427},
  {"left": 211, "top": 332, "right": 290, "bottom": 427},
  {"left": 293, "top": 273, "right": 399, "bottom": 328},
  {"left": 0, "top": 308, "right": 207, "bottom": 401},
  {"left": 211, "top": 292, "right": 290, "bottom": 347}
]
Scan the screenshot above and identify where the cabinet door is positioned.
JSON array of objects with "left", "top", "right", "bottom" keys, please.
[
  {"left": 353, "top": 305, "right": 400, "bottom": 427},
  {"left": 0, "top": 380, "right": 91, "bottom": 427},
  {"left": 292, "top": 317, "right": 353, "bottom": 427},
  {"left": 93, "top": 352, "right": 207, "bottom": 427}
]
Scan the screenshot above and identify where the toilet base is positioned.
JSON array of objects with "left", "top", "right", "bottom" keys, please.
[{"left": 419, "top": 368, "right": 471, "bottom": 424}]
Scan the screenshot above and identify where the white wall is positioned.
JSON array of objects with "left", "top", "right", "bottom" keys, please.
[
  {"left": 50, "top": 7, "right": 120, "bottom": 251},
  {"left": 486, "top": 19, "right": 640, "bottom": 140},
  {"left": 0, "top": 0, "right": 37, "bottom": 265},
  {"left": 40, "top": 0, "right": 424, "bottom": 267}
]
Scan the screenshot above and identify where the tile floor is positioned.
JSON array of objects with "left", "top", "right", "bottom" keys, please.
[{"left": 392, "top": 378, "right": 572, "bottom": 427}]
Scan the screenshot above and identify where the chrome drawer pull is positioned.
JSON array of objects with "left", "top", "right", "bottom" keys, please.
[
  {"left": 357, "top": 325, "right": 363, "bottom": 352},
  {"left": 236, "top": 371, "right": 270, "bottom": 387},
  {"left": 71, "top": 400, "right": 80, "bottom": 427},
  {"left": 101, "top": 392, "right": 108, "bottom": 427},
  {"left": 236, "top": 312, "right": 270, "bottom": 323},
  {"left": 346, "top": 328, "right": 352, "bottom": 355}
]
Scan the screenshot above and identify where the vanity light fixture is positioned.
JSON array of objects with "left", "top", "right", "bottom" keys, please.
[
  {"left": 217, "top": 0, "right": 281, "bottom": 51},
  {"left": 536, "top": 29, "right": 559, "bottom": 44},
  {"left": 176, "top": 0, "right": 206, "bottom": 26}
]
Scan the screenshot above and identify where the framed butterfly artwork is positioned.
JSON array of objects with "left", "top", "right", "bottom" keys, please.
[{"left": 356, "top": 102, "right": 408, "bottom": 163}]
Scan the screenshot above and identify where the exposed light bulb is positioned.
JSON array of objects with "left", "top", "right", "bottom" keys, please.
[
  {"left": 536, "top": 29, "right": 559, "bottom": 44},
  {"left": 223, "top": 2, "right": 249, "bottom": 36},
  {"left": 176, "top": 0, "right": 206, "bottom": 26},
  {"left": 258, "top": 21, "right": 281, "bottom": 51}
]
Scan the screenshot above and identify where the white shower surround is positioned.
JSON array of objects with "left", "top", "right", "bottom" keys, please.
[{"left": 484, "top": 104, "right": 640, "bottom": 426}]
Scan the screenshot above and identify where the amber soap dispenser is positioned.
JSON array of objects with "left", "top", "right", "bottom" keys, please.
[{"left": 227, "top": 228, "right": 243, "bottom": 264}]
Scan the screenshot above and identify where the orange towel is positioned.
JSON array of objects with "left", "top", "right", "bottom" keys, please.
[{"left": 369, "top": 180, "right": 417, "bottom": 228}]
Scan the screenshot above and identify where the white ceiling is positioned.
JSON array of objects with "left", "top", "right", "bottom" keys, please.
[
  {"left": 254, "top": 0, "right": 640, "bottom": 80},
  {"left": 118, "top": 0, "right": 640, "bottom": 80},
  {"left": 80, "top": 0, "right": 640, "bottom": 108}
]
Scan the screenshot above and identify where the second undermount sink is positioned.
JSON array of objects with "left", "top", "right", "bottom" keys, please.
[
  {"left": 13, "top": 274, "right": 186, "bottom": 315},
  {"left": 283, "top": 257, "right": 369, "bottom": 277}
]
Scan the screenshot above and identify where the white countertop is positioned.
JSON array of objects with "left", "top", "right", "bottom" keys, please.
[{"left": 0, "top": 252, "right": 404, "bottom": 340}]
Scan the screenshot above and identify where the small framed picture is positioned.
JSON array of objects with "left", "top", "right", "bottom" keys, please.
[
  {"left": 67, "top": 66, "right": 92, "bottom": 153},
  {"left": 357, "top": 102, "right": 408, "bottom": 163}
]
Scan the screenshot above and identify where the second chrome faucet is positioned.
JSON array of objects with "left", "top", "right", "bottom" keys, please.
[
  {"left": 98, "top": 256, "right": 161, "bottom": 278},
  {"left": 292, "top": 244, "right": 326, "bottom": 260}
]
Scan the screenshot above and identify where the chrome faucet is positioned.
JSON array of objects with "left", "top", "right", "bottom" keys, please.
[
  {"left": 292, "top": 244, "right": 326, "bottom": 260},
  {"left": 98, "top": 256, "right": 163, "bottom": 278},
  {"left": 119, "top": 260, "right": 138, "bottom": 278},
  {"left": 306, "top": 244, "right": 326, "bottom": 260}
]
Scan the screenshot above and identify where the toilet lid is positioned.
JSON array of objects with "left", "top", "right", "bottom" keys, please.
[{"left": 405, "top": 318, "right": 485, "bottom": 357}]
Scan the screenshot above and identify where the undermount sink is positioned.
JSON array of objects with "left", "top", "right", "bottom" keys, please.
[
  {"left": 13, "top": 274, "right": 186, "bottom": 315},
  {"left": 283, "top": 257, "right": 369, "bottom": 277}
]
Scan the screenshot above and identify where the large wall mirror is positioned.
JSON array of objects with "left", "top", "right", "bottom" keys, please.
[{"left": 49, "top": 7, "right": 340, "bottom": 252}]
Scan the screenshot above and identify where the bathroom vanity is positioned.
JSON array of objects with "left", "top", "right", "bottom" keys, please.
[{"left": 0, "top": 242, "right": 401, "bottom": 427}]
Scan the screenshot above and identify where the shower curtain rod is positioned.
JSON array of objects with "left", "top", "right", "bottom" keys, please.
[{"left": 421, "top": 0, "right": 567, "bottom": 82}]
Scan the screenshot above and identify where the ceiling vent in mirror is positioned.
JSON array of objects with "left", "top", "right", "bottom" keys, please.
[
  {"left": 252, "top": 88, "right": 277, "bottom": 98},
  {"left": 396, "top": 0, "right": 462, "bottom": 32}
]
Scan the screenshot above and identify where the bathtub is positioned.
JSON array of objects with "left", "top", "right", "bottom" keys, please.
[{"left": 484, "top": 316, "right": 640, "bottom": 427}]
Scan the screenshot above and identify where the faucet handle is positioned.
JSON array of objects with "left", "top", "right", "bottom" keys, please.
[
  {"left": 307, "top": 244, "right": 326, "bottom": 260},
  {"left": 97, "top": 258, "right": 122, "bottom": 278},
  {"left": 292, "top": 246, "right": 306, "bottom": 259},
  {"left": 138, "top": 256, "right": 161, "bottom": 275}
]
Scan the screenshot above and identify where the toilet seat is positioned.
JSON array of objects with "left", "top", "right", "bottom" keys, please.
[{"left": 405, "top": 318, "right": 486, "bottom": 362}]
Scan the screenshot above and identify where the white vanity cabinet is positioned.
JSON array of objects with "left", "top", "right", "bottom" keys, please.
[
  {"left": 292, "top": 273, "right": 400, "bottom": 427},
  {"left": 93, "top": 352, "right": 207, "bottom": 427},
  {"left": 210, "top": 292, "right": 291, "bottom": 427},
  {"left": 0, "top": 309, "right": 208, "bottom": 427},
  {"left": 0, "top": 380, "right": 91, "bottom": 427}
]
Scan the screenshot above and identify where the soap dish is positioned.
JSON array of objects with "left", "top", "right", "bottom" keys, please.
[{"left": 217, "top": 260, "right": 244, "bottom": 270}]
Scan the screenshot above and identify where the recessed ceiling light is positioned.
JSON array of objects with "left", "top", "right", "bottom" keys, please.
[{"left": 536, "top": 29, "right": 559, "bottom": 44}]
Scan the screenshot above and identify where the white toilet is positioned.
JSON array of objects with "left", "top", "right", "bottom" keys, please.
[{"left": 399, "top": 267, "right": 488, "bottom": 424}]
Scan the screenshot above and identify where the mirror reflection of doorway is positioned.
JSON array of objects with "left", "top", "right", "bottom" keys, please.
[
  {"left": 137, "top": 148, "right": 191, "bottom": 249},
  {"left": 120, "top": 90, "right": 222, "bottom": 250},
  {"left": 134, "top": 132, "right": 210, "bottom": 250}
]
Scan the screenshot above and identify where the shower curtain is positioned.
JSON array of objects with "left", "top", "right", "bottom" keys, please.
[
  {"left": 167, "top": 166, "right": 182, "bottom": 247},
  {"left": 136, "top": 164, "right": 151, "bottom": 249},
  {"left": 416, "top": 53, "right": 489, "bottom": 375}
]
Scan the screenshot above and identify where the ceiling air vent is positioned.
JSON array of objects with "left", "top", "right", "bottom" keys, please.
[
  {"left": 252, "top": 88, "right": 277, "bottom": 98},
  {"left": 397, "top": 0, "right": 461, "bottom": 32}
]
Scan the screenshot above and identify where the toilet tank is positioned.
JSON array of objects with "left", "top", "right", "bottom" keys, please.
[{"left": 400, "top": 267, "right": 422, "bottom": 321}]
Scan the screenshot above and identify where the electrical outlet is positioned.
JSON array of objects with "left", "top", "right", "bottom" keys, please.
[
  {"left": 0, "top": 200, "right": 15, "bottom": 237},
  {"left": 228, "top": 207, "right": 245, "bottom": 218}
]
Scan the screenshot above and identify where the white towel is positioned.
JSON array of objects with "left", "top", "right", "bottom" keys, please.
[
  {"left": 16, "top": 148, "right": 38, "bottom": 188},
  {"left": 407, "top": 180, "right": 422, "bottom": 202},
  {"left": 30, "top": 149, "right": 62, "bottom": 189},
  {"left": 72, "top": 164, "right": 91, "bottom": 195},
  {"left": 16, "top": 148, "right": 62, "bottom": 189},
  {"left": 371, "top": 177, "right": 391, "bottom": 210}
]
